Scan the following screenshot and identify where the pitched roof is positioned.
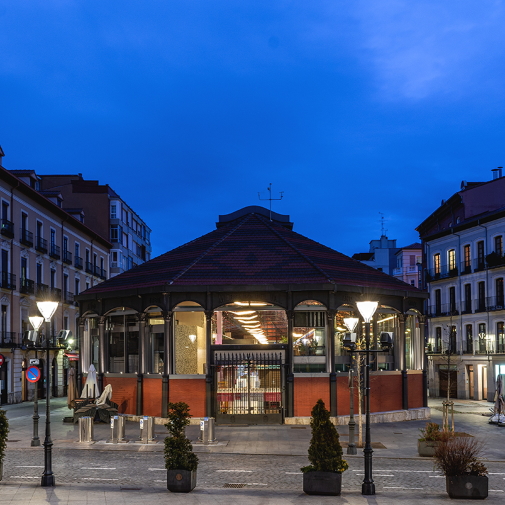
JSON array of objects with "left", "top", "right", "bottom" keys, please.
[{"left": 83, "top": 209, "right": 422, "bottom": 295}]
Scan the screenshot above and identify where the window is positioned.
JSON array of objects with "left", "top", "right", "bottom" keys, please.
[
  {"left": 433, "top": 253, "right": 441, "bottom": 274},
  {"left": 50, "top": 269, "right": 56, "bottom": 289},
  {"left": 464, "top": 284, "right": 472, "bottom": 313},
  {"left": 110, "top": 204, "right": 117, "bottom": 219},
  {"left": 435, "top": 289, "right": 441, "bottom": 315},
  {"left": 449, "top": 286, "right": 457, "bottom": 314},
  {"left": 75, "top": 242, "right": 80, "bottom": 258},
  {"left": 464, "top": 244, "right": 471, "bottom": 269},
  {"left": 497, "top": 278, "right": 504, "bottom": 308},
  {"left": 478, "top": 323, "right": 487, "bottom": 353},
  {"left": 448, "top": 249, "right": 456, "bottom": 272},
  {"left": 497, "top": 322, "right": 505, "bottom": 353},
  {"left": 110, "top": 225, "right": 119, "bottom": 242},
  {"left": 36, "top": 263, "right": 42, "bottom": 284},
  {"left": 477, "top": 241, "right": 485, "bottom": 268},
  {"left": 435, "top": 327, "right": 442, "bottom": 352},
  {"left": 21, "top": 257, "right": 27, "bottom": 283},
  {"left": 21, "top": 212, "right": 28, "bottom": 232},
  {"left": 478, "top": 281, "right": 486, "bottom": 311},
  {"left": 465, "top": 324, "right": 473, "bottom": 353},
  {"left": 63, "top": 236, "right": 68, "bottom": 254},
  {"left": 1, "top": 201, "right": 9, "bottom": 221},
  {"left": 50, "top": 229, "right": 56, "bottom": 247},
  {"left": 122, "top": 232, "right": 128, "bottom": 248},
  {"left": 75, "top": 278, "right": 80, "bottom": 295},
  {"left": 449, "top": 325, "right": 457, "bottom": 353},
  {"left": 85, "top": 249, "right": 90, "bottom": 264},
  {"left": 495, "top": 235, "right": 503, "bottom": 256}
]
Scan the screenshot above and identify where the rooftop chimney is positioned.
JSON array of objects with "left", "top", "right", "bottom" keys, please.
[{"left": 492, "top": 167, "right": 503, "bottom": 180}]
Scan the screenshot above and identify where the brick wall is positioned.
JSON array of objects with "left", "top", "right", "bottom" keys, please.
[
  {"left": 143, "top": 377, "right": 162, "bottom": 417},
  {"left": 294, "top": 376, "right": 330, "bottom": 416},
  {"left": 104, "top": 377, "right": 137, "bottom": 414},
  {"left": 169, "top": 378, "right": 206, "bottom": 417},
  {"left": 408, "top": 373, "right": 423, "bottom": 409}
]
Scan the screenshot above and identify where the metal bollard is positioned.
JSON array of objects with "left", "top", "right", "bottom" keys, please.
[
  {"left": 198, "top": 417, "right": 217, "bottom": 444},
  {"left": 110, "top": 415, "right": 126, "bottom": 443},
  {"left": 79, "top": 416, "right": 94, "bottom": 443},
  {"left": 139, "top": 416, "right": 155, "bottom": 443}
]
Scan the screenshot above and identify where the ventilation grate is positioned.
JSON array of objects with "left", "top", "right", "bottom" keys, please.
[{"left": 224, "top": 483, "right": 247, "bottom": 488}]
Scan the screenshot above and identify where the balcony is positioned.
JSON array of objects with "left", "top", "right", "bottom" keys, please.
[
  {"left": 426, "top": 264, "right": 458, "bottom": 281},
  {"left": 50, "top": 287, "right": 62, "bottom": 300},
  {"left": 35, "top": 283, "right": 49, "bottom": 298},
  {"left": 485, "top": 251, "right": 505, "bottom": 269},
  {"left": 74, "top": 256, "right": 83, "bottom": 269},
  {"left": 85, "top": 261, "right": 93, "bottom": 274},
  {"left": 36, "top": 236, "right": 48, "bottom": 253},
  {"left": 0, "top": 272, "right": 15, "bottom": 290},
  {"left": 475, "top": 298, "right": 489, "bottom": 313},
  {"left": 20, "top": 228, "right": 34, "bottom": 247},
  {"left": 486, "top": 296, "right": 505, "bottom": 311},
  {"left": 49, "top": 244, "right": 61, "bottom": 260},
  {"left": 100, "top": 268, "right": 107, "bottom": 280},
  {"left": 63, "top": 250, "right": 72, "bottom": 265},
  {"left": 460, "top": 261, "right": 472, "bottom": 275},
  {"left": 0, "top": 219, "right": 14, "bottom": 238},
  {"left": 20, "top": 278, "right": 35, "bottom": 295},
  {"left": 63, "top": 291, "right": 75, "bottom": 305},
  {"left": 0, "top": 331, "right": 19, "bottom": 349},
  {"left": 427, "top": 303, "right": 459, "bottom": 318}
]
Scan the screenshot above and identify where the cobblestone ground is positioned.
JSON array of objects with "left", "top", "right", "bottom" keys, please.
[{"left": 3, "top": 449, "right": 505, "bottom": 494}]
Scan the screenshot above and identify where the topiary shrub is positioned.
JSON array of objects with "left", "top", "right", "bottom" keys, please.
[
  {"left": 164, "top": 402, "right": 198, "bottom": 471},
  {"left": 0, "top": 408, "right": 9, "bottom": 466},
  {"left": 301, "top": 399, "right": 348, "bottom": 474}
]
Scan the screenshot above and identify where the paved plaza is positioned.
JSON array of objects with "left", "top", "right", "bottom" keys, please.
[{"left": 1, "top": 398, "right": 504, "bottom": 503}]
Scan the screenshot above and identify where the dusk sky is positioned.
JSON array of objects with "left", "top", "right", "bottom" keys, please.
[{"left": 2, "top": 1, "right": 505, "bottom": 259}]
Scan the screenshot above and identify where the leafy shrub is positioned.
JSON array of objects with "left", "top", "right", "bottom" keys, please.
[
  {"left": 434, "top": 436, "right": 487, "bottom": 477},
  {"left": 164, "top": 402, "right": 198, "bottom": 472},
  {"left": 301, "top": 399, "right": 348, "bottom": 474}
]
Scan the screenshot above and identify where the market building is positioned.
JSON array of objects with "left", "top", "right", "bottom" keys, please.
[{"left": 77, "top": 206, "right": 428, "bottom": 423}]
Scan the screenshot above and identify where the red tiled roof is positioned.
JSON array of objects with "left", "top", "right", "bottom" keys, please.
[{"left": 84, "top": 212, "right": 421, "bottom": 295}]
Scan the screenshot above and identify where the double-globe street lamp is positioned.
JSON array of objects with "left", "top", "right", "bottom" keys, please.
[
  {"left": 28, "top": 315, "right": 44, "bottom": 447},
  {"left": 342, "top": 301, "right": 393, "bottom": 496},
  {"left": 36, "top": 300, "right": 59, "bottom": 487}
]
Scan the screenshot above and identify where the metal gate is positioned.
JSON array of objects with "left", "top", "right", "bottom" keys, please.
[{"left": 214, "top": 351, "right": 284, "bottom": 424}]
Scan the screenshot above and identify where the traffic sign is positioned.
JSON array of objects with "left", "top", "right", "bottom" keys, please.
[
  {"left": 26, "top": 366, "right": 41, "bottom": 383},
  {"left": 0, "top": 354, "right": 4, "bottom": 366},
  {"left": 29, "top": 358, "right": 40, "bottom": 366}
]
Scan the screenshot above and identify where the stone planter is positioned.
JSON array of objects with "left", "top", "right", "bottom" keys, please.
[
  {"left": 446, "top": 475, "right": 488, "bottom": 499},
  {"left": 167, "top": 469, "right": 197, "bottom": 493},
  {"left": 418, "top": 440, "right": 441, "bottom": 457},
  {"left": 303, "top": 471, "right": 342, "bottom": 496},
  {"left": 0, "top": 461, "right": 3, "bottom": 482}
]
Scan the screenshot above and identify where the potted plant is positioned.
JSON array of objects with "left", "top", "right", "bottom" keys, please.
[
  {"left": 418, "top": 422, "right": 448, "bottom": 457},
  {"left": 301, "top": 399, "right": 348, "bottom": 496},
  {"left": 434, "top": 436, "right": 488, "bottom": 499},
  {"left": 0, "top": 408, "right": 9, "bottom": 481},
  {"left": 164, "top": 402, "right": 198, "bottom": 493}
]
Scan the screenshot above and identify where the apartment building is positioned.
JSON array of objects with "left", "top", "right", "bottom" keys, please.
[
  {"left": 417, "top": 169, "right": 505, "bottom": 401},
  {"left": 352, "top": 235, "right": 400, "bottom": 275},
  {"left": 0, "top": 149, "right": 110, "bottom": 404},
  {"left": 392, "top": 243, "right": 422, "bottom": 289},
  {"left": 38, "top": 175, "right": 151, "bottom": 277}
]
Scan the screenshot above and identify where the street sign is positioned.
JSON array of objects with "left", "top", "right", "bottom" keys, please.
[
  {"left": 29, "top": 358, "right": 40, "bottom": 366},
  {"left": 0, "top": 354, "right": 4, "bottom": 366},
  {"left": 26, "top": 366, "right": 41, "bottom": 383}
]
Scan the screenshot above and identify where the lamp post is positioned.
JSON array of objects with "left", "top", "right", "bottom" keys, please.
[
  {"left": 37, "top": 300, "right": 58, "bottom": 487},
  {"left": 343, "top": 317, "right": 359, "bottom": 456},
  {"left": 356, "top": 301, "right": 378, "bottom": 496},
  {"left": 29, "top": 315, "right": 44, "bottom": 447}
]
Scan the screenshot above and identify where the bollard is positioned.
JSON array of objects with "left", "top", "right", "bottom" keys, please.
[
  {"left": 139, "top": 416, "right": 155, "bottom": 443},
  {"left": 78, "top": 416, "right": 94, "bottom": 443},
  {"left": 110, "top": 415, "right": 126, "bottom": 443},
  {"left": 198, "top": 417, "right": 217, "bottom": 444}
]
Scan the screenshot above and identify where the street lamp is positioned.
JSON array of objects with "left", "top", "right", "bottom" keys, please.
[
  {"left": 29, "top": 315, "right": 44, "bottom": 447},
  {"left": 356, "top": 301, "right": 378, "bottom": 496},
  {"left": 343, "top": 317, "right": 359, "bottom": 456},
  {"left": 37, "top": 300, "right": 58, "bottom": 488}
]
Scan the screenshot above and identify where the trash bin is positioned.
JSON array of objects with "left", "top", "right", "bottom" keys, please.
[
  {"left": 110, "top": 415, "right": 126, "bottom": 443},
  {"left": 139, "top": 416, "right": 155, "bottom": 443},
  {"left": 79, "top": 416, "right": 94, "bottom": 443},
  {"left": 198, "top": 417, "right": 216, "bottom": 444}
]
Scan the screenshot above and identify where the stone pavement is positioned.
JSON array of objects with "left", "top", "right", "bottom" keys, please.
[{"left": 1, "top": 397, "right": 504, "bottom": 503}]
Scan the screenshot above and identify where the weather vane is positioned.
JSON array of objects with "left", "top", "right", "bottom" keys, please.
[{"left": 258, "top": 183, "right": 284, "bottom": 221}]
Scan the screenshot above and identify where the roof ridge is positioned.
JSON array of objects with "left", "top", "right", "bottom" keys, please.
[
  {"left": 255, "top": 214, "right": 335, "bottom": 284},
  {"left": 167, "top": 213, "right": 253, "bottom": 285}
]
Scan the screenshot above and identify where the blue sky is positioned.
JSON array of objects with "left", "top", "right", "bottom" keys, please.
[{"left": 1, "top": 1, "right": 505, "bottom": 259}]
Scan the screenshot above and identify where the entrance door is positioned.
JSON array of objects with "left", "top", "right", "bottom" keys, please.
[
  {"left": 214, "top": 351, "right": 284, "bottom": 424},
  {"left": 468, "top": 365, "right": 474, "bottom": 399},
  {"left": 481, "top": 366, "right": 488, "bottom": 400},
  {"left": 439, "top": 370, "right": 457, "bottom": 398},
  {"left": 0, "top": 363, "right": 7, "bottom": 404}
]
